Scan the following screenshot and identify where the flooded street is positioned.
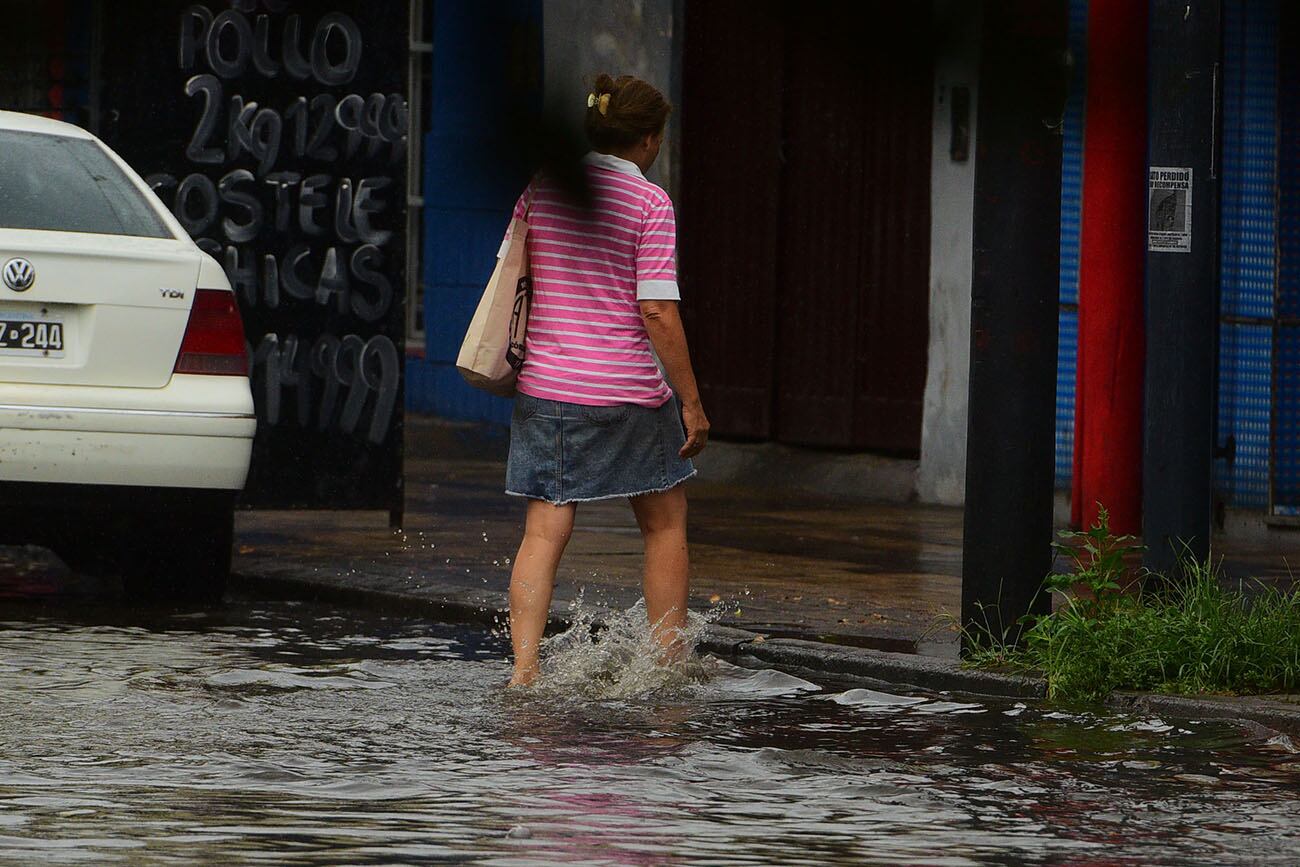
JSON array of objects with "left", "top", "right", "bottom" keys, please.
[{"left": 2, "top": 598, "right": 1300, "bottom": 865}]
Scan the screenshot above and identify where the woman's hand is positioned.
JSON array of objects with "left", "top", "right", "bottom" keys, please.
[{"left": 679, "top": 400, "right": 710, "bottom": 458}]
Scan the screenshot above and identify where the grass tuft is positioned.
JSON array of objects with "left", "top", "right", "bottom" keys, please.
[{"left": 964, "top": 507, "right": 1300, "bottom": 703}]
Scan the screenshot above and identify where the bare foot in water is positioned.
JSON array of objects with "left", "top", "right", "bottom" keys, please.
[{"left": 507, "top": 665, "right": 539, "bottom": 688}]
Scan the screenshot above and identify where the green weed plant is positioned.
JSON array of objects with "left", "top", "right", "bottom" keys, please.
[{"left": 965, "top": 506, "right": 1300, "bottom": 703}]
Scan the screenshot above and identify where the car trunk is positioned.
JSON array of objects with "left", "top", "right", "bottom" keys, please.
[{"left": 0, "top": 229, "right": 200, "bottom": 389}]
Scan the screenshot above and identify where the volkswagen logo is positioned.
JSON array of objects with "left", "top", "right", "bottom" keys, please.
[{"left": 2, "top": 258, "right": 35, "bottom": 292}]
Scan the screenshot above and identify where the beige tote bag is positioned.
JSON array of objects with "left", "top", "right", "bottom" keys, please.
[{"left": 457, "top": 216, "right": 531, "bottom": 396}]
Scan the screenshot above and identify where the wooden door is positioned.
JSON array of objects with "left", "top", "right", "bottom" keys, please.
[
  {"left": 681, "top": 1, "right": 933, "bottom": 452},
  {"left": 678, "top": 0, "right": 785, "bottom": 439}
]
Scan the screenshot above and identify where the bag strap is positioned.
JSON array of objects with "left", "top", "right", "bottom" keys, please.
[{"left": 523, "top": 180, "right": 536, "bottom": 221}]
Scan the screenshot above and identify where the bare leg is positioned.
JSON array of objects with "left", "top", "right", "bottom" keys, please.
[
  {"left": 508, "top": 500, "right": 577, "bottom": 686},
  {"left": 630, "top": 485, "right": 690, "bottom": 662}
]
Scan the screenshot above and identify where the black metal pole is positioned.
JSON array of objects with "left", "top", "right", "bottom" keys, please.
[
  {"left": 962, "top": 0, "right": 1068, "bottom": 652},
  {"left": 1142, "top": 0, "right": 1222, "bottom": 576}
]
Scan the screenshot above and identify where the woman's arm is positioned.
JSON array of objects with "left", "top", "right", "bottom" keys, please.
[{"left": 640, "top": 300, "right": 710, "bottom": 458}]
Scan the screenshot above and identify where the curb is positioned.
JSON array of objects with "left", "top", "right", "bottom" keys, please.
[
  {"left": 233, "top": 570, "right": 1300, "bottom": 736},
  {"left": 233, "top": 571, "right": 507, "bottom": 630},
  {"left": 719, "top": 637, "right": 1046, "bottom": 699},
  {"left": 1105, "top": 691, "right": 1300, "bottom": 737}
]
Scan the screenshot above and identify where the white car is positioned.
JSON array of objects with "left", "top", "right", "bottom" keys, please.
[{"left": 0, "top": 110, "right": 254, "bottom": 601}]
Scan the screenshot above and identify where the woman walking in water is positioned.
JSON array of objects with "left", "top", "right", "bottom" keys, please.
[{"left": 504, "top": 74, "right": 709, "bottom": 687}]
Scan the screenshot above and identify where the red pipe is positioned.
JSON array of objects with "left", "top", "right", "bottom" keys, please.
[
  {"left": 1072, "top": 0, "right": 1148, "bottom": 535},
  {"left": 45, "top": 0, "right": 68, "bottom": 119}
]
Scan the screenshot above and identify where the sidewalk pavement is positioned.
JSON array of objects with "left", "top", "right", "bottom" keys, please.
[
  {"left": 232, "top": 414, "right": 1300, "bottom": 733},
  {"left": 233, "top": 415, "right": 966, "bottom": 658}
]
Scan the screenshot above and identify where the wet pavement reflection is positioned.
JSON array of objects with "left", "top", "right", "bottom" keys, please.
[{"left": 3, "top": 596, "right": 1300, "bottom": 865}]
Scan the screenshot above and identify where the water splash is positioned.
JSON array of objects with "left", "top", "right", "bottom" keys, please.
[{"left": 529, "top": 596, "right": 716, "bottom": 700}]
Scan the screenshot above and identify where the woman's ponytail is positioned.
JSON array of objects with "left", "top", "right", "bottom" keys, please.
[{"left": 584, "top": 74, "right": 672, "bottom": 151}]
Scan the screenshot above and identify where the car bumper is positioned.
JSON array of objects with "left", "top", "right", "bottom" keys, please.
[
  {"left": 0, "top": 375, "right": 255, "bottom": 490},
  {"left": 0, "top": 425, "right": 253, "bottom": 490}
]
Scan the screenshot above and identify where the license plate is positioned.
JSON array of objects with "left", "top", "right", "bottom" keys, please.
[{"left": 0, "top": 316, "right": 65, "bottom": 357}]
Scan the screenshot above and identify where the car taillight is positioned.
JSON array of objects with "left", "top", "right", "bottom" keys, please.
[{"left": 173, "top": 289, "right": 249, "bottom": 376}]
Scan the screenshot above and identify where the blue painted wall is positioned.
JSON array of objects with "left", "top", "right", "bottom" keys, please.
[{"left": 406, "top": 0, "right": 542, "bottom": 427}]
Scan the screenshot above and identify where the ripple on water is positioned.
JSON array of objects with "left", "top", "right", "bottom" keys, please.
[
  {"left": 820, "top": 688, "right": 929, "bottom": 708},
  {"left": 203, "top": 667, "right": 397, "bottom": 691}
]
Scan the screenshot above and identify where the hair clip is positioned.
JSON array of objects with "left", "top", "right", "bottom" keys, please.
[{"left": 587, "top": 92, "right": 611, "bottom": 116}]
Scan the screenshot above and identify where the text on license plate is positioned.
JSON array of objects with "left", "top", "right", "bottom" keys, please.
[{"left": 0, "top": 320, "right": 64, "bottom": 354}]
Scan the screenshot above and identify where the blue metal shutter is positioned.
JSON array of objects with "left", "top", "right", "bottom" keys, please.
[
  {"left": 1218, "top": 0, "right": 1278, "bottom": 510},
  {"left": 1270, "top": 1, "right": 1300, "bottom": 513},
  {"left": 1054, "top": 0, "right": 1088, "bottom": 489}
]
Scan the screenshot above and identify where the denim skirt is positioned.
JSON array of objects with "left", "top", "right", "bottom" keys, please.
[{"left": 506, "top": 392, "right": 697, "bottom": 505}]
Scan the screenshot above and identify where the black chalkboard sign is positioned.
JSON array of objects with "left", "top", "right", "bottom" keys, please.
[{"left": 98, "top": 0, "right": 407, "bottom": 515}]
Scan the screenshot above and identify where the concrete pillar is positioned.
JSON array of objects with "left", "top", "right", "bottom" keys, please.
[
  {"left": 918, "top": 0, "right": 981, "bottom": 506},
  {"left": 541, "top": 0, "right": 677, "bottom": 193}
]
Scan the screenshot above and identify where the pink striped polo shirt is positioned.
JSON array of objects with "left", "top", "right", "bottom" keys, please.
[{"left": 507, "top": 151, "right": 680, "bottom": 407}]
